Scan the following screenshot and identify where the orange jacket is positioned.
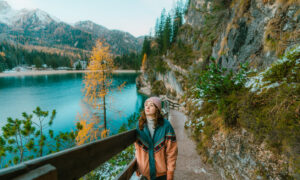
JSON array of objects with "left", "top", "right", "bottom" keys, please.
[{"left": 135, "top": 119, "right": 178, "bottom": 180}]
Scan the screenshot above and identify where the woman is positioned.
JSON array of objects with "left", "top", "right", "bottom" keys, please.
[{"left": 135, "top": 96, "right": 178, "bottom": 180}]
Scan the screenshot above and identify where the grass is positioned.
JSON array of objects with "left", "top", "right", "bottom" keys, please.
[{"left": 263, "top": 45, "right": 300, "bottom": 84}]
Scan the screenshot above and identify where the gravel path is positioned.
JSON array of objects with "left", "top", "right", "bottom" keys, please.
[{"left": 169, "top": 109, "right": 222, "bottom": 180}]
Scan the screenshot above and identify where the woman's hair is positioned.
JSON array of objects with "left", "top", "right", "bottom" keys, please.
[{"left": 138, "top": 104, "right": 164, "bottom": 130}]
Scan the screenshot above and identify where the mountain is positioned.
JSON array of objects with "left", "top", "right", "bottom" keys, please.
[
  {"left": 75, "top": 20, "right": 142, "bottom": 55},
  {"left": 0, "top": 1, "right": 143, "bottom": 55}
]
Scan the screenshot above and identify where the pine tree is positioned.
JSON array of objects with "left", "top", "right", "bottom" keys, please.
[
  {"left": 141, "top": 37, "right": 151, "bottom": 56},
  {"left": 0, "top": 108, "right": 77, "bottom": 167},
  {"left": 172, "top": 2, "right": 183, "bottom": 43},
  {"left": 163, "top": 13, "right": 172, "bottom": 53},
  {"left": 0, "top": 136, "right": 6, "bottom": 167},
  {"left": 33, "top": 56, "right": 43, "bottom": 69},
  {"left": 157, "top": 9, "right": 166, "bottom": 54},
  {"left": 1, "top": 115, "right": 35, "bottom": 164},
  {"left": 154, "top": 18, "right": 160, "bottom": 39},
  {"left": 31, "top": 107, "right": 56, "bottom": 157}
]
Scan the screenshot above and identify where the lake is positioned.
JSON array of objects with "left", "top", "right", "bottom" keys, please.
[{"left": 0, "top": 72, "right": 147, "bottom": 135}]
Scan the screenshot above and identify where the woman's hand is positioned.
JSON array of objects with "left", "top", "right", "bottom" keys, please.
[{"left": 167, "top": 171, "right": 174, "bottom": 180}]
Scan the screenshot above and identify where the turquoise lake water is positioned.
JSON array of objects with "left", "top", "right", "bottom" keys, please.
[{"left": 0, "top": 73, "right": 147, "bottom": 135}]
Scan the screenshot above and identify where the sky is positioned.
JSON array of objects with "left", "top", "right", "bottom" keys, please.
[{"left": 5, "top": 0, "right": 182, "bottom": 37}]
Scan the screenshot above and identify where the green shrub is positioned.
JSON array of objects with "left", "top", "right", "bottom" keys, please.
[
  {"left": 195, "top": 61, "right": 249, "bottom": 105},
  {"left": 171, "top": 40, "right": 195, "bottom": 69},
  {"left": 151, "top": 80, "right": 167, "bottom": 96},
  {"left": 263, "top": 46, "right": 300, "bottom": 84},
  {"left": 155, "top": 58, "right": 170, "bottom": 74}
]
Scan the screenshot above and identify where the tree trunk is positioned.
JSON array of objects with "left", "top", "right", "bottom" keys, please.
[
  {"left": 40, "top": 122, "right": 43, "bottom": 157},
  {"left": 103, "top": 94, "right": 107, "bottom": 134}
]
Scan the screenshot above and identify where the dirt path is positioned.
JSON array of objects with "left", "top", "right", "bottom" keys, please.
[{"left": 169, "top": 109, "right": 222, "bottom": 180}]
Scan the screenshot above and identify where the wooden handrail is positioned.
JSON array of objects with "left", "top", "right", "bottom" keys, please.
[
  {"left": 0, "top": 129, "right": 136, "bottom": 180},
  {"left": 14, "top": 164, "right": 57, "bottom": 180},
  {"left": 162, "top": 98, "right": 180, "bottom": 111}
]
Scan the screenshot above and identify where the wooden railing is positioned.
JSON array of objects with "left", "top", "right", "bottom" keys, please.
[
  {"left": 0, "top": 129, "right": 137, "bottom": 180},
  {"left": 162, "top": 98, "right": 180, "bottom": 113}
]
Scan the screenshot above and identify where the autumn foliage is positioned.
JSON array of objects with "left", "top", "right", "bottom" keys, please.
[
  {"left": 76, "top": 39, "right": 125, "bottom": 145},
  {"left": 83, "top": 40, "right": 115, "bottom": 109},
  {"left": 141, "top": 53, "right": 147, "bottom": 72}
]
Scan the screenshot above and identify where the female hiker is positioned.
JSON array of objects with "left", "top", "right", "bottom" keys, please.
[{"left": 135, "top": 96, "right": 178, "bottom": 180}]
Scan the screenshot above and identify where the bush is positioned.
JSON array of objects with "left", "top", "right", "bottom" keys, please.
[
  {"left": 171, "top": 40, "right": 195, "bottom": 69},
  {"left": 155, "top": 58, "right": 170, "bottom": 74},
  {"left": 195, "top": 61, "right": 249, "bottom": 104},
  {"left": 151, "top": 80, "right": 167, "bottom": 96},
  {"left": 263, "top": 45, "right": 300, "bottom": 84}
]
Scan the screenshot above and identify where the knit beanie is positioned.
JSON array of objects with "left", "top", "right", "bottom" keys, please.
[{"left": 144, "top": 96, "right": 162, "bottom": 111}]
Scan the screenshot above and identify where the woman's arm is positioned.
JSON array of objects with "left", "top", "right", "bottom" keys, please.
[
  {"left": 165, "top": 123, "right": 178, "bottom": 180},
  {"left": 134, "top": 141, "right": 142, "bottom": 177}
]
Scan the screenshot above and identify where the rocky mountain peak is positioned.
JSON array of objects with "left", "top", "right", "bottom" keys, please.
[
  {"left": 31, "top": 9, "right": 58, "bottom": 23},
  {"left": 75, "top": 20, "right": 109, "bottom": 33}
]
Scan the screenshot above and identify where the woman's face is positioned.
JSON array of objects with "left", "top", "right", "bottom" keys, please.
[{"left": 145, "top": 100, "right": 156, "bottom": 117}]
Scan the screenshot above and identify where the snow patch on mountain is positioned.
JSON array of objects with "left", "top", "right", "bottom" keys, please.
[{"left": 0, "top": 1, "right": 60, "bottom": 27}]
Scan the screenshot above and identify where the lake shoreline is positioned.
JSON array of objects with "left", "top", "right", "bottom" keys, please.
[{"left": 0, "top": 69, "right": 141, "bottom": 77}]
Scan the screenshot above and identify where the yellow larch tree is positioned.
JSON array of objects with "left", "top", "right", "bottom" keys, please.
[
  {"left": 76, "top": 39, "right": 126, "bottom": 145},
  {"left": 141, "top": 53, "right": 147, "bottom": 72}
]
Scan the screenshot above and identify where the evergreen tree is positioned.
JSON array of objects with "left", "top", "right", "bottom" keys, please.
[
  {"left": 33, "top": 56, "right": 43, "bottom": 69},
  {"left": 163, "top": 14, "right": 172, "bottom": 53},
  {"left": 141, "top": 37, "right": 151, "bottom": 56},
  {"left": 32, "top": 107, "right": 56, "bottom": 157},
  {"left": 157, "top": 9, "right": 166, "bottom": 54},
  {"left": 0, "top": 136, "right": 6, "bottom": 167},
  {"left": 172, "top": 2, "right": 183, "bottom": 43},
  {"left": 2, "top": 115, "right": 35, "bottom": 164},
  {"left": 154, "top": 18, "right": 160, "bottom": 39},
  {"left": 0, "top": 108, "right": 78, "bottom": 167}
]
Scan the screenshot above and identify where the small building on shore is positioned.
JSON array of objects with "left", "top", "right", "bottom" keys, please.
[{"left": 73, "top": 60, "right": 87, "bottom": 70}]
